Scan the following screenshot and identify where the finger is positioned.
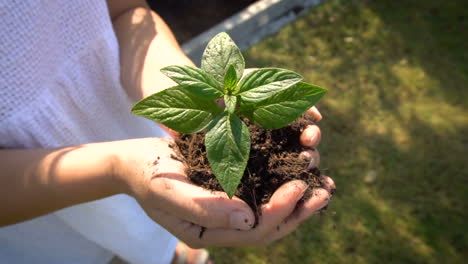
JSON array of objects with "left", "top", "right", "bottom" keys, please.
[
  {"left": 306, "top": 106, "right": 322, "bottom": 123},
  {"left": 320, "top": 175, "right": 336, "bottom": 195},
  {"left": 299, "top": 148, "right": 320, "bottom": 169},
  {"left": 300, "top": 124, "right": 321, "bottom": 147},
  {"left": 255, "top": 180, "right": 309, "bottom": 233},
  {"left": 169, "top": 187, "right": 329, "bottom": 248},
  {"left": 263, "top": 188, "right": 330, "bottom": 243},
  {"left": 187, "top": 180, "right": 309, "bottom": 247},
  {"left": 150, "top": 174, "right": 255, "bottom": 231},
  {"left": 144, "top": 207, "right": 210, "bottom": 249},
  {"left": 157, "top": 181, "right": 329, "bottom": 248}
]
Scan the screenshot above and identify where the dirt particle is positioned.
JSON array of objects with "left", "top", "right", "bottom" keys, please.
[
  {"left": 198, "top": 226, "right": 206, "bottom": 239},
  {"left": 162, "top": 181, "right": 173, "bottom": 191}
]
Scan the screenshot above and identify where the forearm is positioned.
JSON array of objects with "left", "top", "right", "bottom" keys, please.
[
  {"left": 0, "top": 142, "right": 120, "bottom": 227},
  {"left": 112, "top": 6, "right": 195, "bottom": 101}
]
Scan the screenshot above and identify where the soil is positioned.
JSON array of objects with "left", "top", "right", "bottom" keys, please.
[
  {"left": 174, "top": 115, "right": 325, "bottom": 225},
  {"left": 147, "top": 0, "right": 257, "bottom": 44}
]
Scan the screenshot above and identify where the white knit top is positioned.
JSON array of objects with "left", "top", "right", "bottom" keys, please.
[{"left": 0, "top": 1, "right": 177, "bottom": 263}]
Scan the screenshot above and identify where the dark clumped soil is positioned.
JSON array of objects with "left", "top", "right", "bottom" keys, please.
[{"left": 174, "top": 115, "right": 324, "bottom": 224}]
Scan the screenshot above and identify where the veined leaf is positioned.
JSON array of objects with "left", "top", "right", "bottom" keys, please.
[
  {"left": 161, "top": 65, "right": 223, "bottom": 99},
  {"left": 237, "top": 68, "right": 302, "bottom": 105},
  {"left": 201, "top": 32, "right": 245, "bottom": 85},
  {"left": 205, "top": 112, "right": 250, "bottom": 198},
  {"left": 224, "top": 64, "right": 238, "bottom": 94},
  {"left": 242, "top": 82, "right": 327, "bottom": 129},
  {"left": 224, "top": 94, "right": 237, "bottom": 113},
  {"left": 131, "top": 85, "right": 222, "bottom": 134}
]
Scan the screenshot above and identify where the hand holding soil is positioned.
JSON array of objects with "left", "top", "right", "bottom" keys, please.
[{"left": 113, "top": 104, "right": 334, "bottom": 247}]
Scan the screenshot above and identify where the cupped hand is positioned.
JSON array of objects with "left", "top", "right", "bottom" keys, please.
[
  {"left": 118, "top": 68, "right": 335, "bottom": 248},
  {"left": 112, "top": 134, "right": 333, "bottom": 248},
  {"left": 113, "top": 137, "right": 255, "bottom": 231}
]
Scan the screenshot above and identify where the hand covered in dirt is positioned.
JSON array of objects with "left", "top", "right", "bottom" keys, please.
[
  {"left": 113, "top": 137, "right": 255, "bottom": 230},
  {"left": 112, "top": 131, "right": 334, "bottom": 248}
]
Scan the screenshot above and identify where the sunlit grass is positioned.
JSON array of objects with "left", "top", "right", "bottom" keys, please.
[{"left": 210, "top": 0, "right": 468, "bottom": 263}]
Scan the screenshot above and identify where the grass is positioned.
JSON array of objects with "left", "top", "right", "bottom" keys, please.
[{"left": 209, "top": 0, "right": 468, "bottom": 263}]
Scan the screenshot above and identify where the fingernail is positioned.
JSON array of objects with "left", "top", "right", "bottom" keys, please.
[
  {"left": 299, "top": 151, "right": 312, "bottom": 160},
  {"left": 314, "top": 188, "right": 329, "bottom": 197},
  {"left": 312, "top": 188, "right": 331, "bottom": 208},
  {"left": 293, "top": 181, "right": 309, "bottom": 202},
  {"left": 230, "top": 211, "right": 253, "bottom": 230},
  {"left": 307, "top": 148, "right": 320, "bottom": 169},
  {"left": 301, "top": 125, "right": 321, "bottom": 147}
]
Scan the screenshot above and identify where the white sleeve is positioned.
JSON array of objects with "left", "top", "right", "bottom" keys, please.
[{"left": 55, "top": 194, "right": 178, "bottom": 264}]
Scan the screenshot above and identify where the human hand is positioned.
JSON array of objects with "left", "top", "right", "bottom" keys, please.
[{"left": 111, "top": 136, "right": 333, "bottom": 248}]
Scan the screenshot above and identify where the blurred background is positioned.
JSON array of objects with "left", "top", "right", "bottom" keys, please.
[{"left": 151, "top": 0, "right": 468, "bottom": 263}]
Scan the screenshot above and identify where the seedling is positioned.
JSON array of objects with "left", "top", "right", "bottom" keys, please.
[{"left": 132, "top": 32, "right": 327, "bottom": 198}]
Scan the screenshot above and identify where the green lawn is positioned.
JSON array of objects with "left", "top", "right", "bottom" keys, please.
[{"left": 209, "top": 0, "right": 468, "bottom": 263}]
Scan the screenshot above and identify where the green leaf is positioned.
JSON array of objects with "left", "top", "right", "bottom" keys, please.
[
  {"left": 205, "top": 112, "right": 250, "bottom": 198},
  {"left": 201, "top": 32, "right": 245, "bottom": 85},
  {"left": 161, "top": 65, "right": 224, "bottom": 99},
  {"left": 131, "top": 85, "right": 222, "bottom": 134},
  {"left": 241, "top": 82, "right": 327, "bottom": 129},
  {"left": 224, "top": 64, "right": 238, "bottom": 94},
  {"left": 237, "top": 68, "right": 303, "bottom": 105},
  {"left": 224, "top": 94, "right": 237, "bottom": 113}
]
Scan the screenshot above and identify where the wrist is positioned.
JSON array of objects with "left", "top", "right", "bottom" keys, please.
[
  {"left": 106, "top": 140, "right": 134, "bottom": 196},
  {"left": 106, "top": 137, "right": 180, "bottom": 199},
  {"left": 61, "top": 141, "right": 131, "bottom": 198}
]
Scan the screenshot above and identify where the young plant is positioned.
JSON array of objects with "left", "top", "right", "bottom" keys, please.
[{"left": 132, "top": 32, "right": 327, "bottom": 198}]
